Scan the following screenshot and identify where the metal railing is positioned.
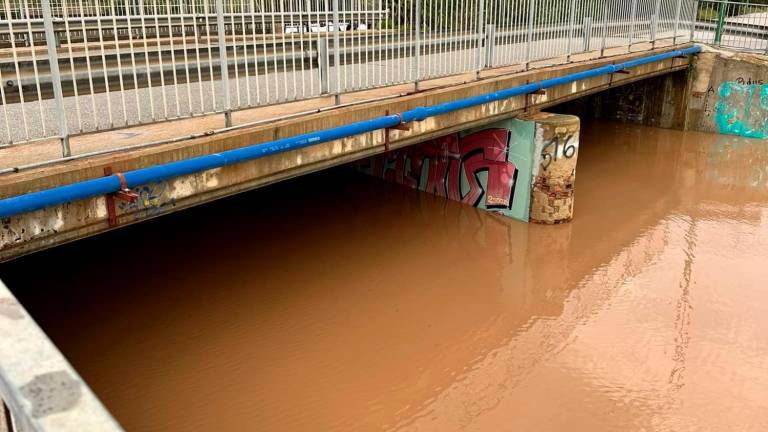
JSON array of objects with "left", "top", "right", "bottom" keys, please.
[
  {"left": 693, "top": 0, "right": 768, "bottom": 52},
  {"left": 0, "top": 0, "right": 698, "bottom": 156}
]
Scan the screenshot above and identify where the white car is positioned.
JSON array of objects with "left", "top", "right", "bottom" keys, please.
[
  {"left": 283, "top": 24, "right": 304, "bottom": 33},
  {"left": 309, "top": 22, "right": 351, "bottom": 32}
]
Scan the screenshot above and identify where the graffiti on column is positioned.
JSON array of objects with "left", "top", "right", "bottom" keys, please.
[
  {"left": 540, "top": 133, "right": 577, "bottom": 171},
  {"left": 357, "top": 129, "right": 521, "bottom": 214},
  {"left": 714, "top": 82, "right": 768, "bottom": 139}
]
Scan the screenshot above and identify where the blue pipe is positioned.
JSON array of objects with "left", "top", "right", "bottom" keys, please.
[{"left": 0, "top": 45, "right": 700, "bottom": 218}]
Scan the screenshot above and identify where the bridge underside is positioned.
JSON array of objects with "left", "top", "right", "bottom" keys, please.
[{"left": 0, "top": 43, "right": 694, "bottom": 261}]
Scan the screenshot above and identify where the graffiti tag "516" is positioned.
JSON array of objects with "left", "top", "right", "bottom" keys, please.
[{"left": 541, "top": 134, "right": 577, "bottom": 171}]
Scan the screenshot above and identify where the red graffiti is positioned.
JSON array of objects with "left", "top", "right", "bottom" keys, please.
[{"left": 364, "top": 129, "right": 518, "bottom": 210}]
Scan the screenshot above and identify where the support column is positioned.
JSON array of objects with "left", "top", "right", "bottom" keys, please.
[{"left": 525, "top": 113, "right": 580, "bottom": 224}]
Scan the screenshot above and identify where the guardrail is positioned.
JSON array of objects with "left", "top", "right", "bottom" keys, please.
[
  {"left": 693, "top": 0, "right": 768, "bottom": 52},
  {"left": 0, "top": 0, "right": 698, "bottom": 156}
]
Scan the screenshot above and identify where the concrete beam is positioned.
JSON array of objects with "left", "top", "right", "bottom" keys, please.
[{"left": 0, "top": 44, "right": 693, "bottom": 261}]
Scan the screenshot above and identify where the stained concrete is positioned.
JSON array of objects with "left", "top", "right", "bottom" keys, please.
[
  {"left": 525, "top": 113, "right": 580, "bottom": 224},
  {"left": 552, "top": 45, "right": 768, "bottom": 138},
  {"left": 686, "top": 47, "right": 768, "bottom": 138},
  {"left": 0, "top": 280, "right": 122, "bottom": 431},
  {"left": 551, "top": 70, "right": 691, "bottom": 130}
]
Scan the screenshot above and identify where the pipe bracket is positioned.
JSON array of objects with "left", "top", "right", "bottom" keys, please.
[
  {"left": 384, "top": 111, "right": 410, "bottom": 152},
  {"left": 103, "top": 167, "right": 138, "bottom": 228}
]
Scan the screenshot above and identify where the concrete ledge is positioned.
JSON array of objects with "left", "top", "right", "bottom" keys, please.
[
  {"left": 0, "top": 44, "right": 693, "bottom": 261},
  {"left": 0, "top": 279, "right": 122, "bottom": 431}
]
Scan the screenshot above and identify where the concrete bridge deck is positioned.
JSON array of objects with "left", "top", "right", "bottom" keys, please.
[{"left": 0, "top": 41, "right": 694, "bottom": 261}]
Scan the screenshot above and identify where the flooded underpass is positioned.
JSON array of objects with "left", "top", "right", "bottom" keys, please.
[{"left": 2, "top": 120, "right": 768, "bottom": 431}]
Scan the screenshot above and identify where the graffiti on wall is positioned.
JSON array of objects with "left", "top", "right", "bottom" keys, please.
[
  {"left": 714, "top": 82, "right": 768, "bottom": 139},
  {"left": 357, "top": 127, "right": 530, "bottom": 220}
]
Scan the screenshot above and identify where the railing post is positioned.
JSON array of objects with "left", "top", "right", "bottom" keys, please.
[
  {"left": 42, "top": 0, "right": 71, "bottom": 157},
  {"left": 484, "top": 24, "right": 495, "bottom": 68},
  {"left": 215, "top": 0, "right": 232, "bottom": 127},
  {"left": 651, "top": 0, "right": 662, "bottom": 48},
  {"left": 600, "top": 5, "right": 609, "bottom": 57},
  {"left": 414, "top": 0, "right": 422, "bottom": 90},
  {"left": 318, "top": 38, "right": 330, "bottom": 94},
  {"left": 582, "top": 17, "right": 593, "bottom": 52},
  {"left": 672, "top": 0, "right": 683, "bottom": 44},
  {"left": 628, "top": 0, "right": 638, "bottom": 51},
  {"left": 714, "top": 0, "right": 726, "bottom": 45},
  {"left": 475, "top": 0, "right": 486, "bottom": 79},
  {"left": 566, "top": 0, "right": 577, "bottom": 61},
  {"left": 332, "top": 0, "right": 341, "bottom": 105},
  {"left": 525, "top": 0, "right": 535, "bottom": 69},
  {"left": 690, "top": 0, "right": 699, "bottom": 42}
]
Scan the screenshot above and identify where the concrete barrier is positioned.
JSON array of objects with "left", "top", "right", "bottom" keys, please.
[{"left": 0, "top": 280, "right": 122, "bottom": 431}]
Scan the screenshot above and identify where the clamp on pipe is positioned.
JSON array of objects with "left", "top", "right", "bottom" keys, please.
[
  {"left": 383, "top": 111, "right": 410, "bottom": 152},
  {"left": 103, "top": 167, "right": 138, "bottom": 227}
]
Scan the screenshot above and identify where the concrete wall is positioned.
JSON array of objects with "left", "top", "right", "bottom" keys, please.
[
  {"left": 552, "top": 70, "right": 690, "bottom": 130},
  {"left": 555, "top": 47, "right": 768, "bottom": 139},
  {"left": 0, "top": 279, "right": 122, "bottom": 431},
  {"left": 687, "top": 48, "right": 768, "bottom": 138},
  {"left": 357, "top": 113, "right": 580, "bottom": 223},
  {"left": 356, "top": 118, "right": 535, "bottom": 221}
]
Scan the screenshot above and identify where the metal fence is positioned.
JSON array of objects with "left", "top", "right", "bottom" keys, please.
[
  {"left": 0, "top": 0, "right": 698, "bottom": 155},
  {"left": 693, "top": 0, "right": 768, "bottom": 52}
]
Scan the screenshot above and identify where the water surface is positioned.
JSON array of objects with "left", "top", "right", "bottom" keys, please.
[{"left": 3, "top": 121, "right": 768, "bottom": 431}]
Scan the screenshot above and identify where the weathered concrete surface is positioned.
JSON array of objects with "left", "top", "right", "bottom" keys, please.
[
  {"left": 552, "top": 70, "right": 691, "bottom": 130},
  {"left": 0, "top": 44, "right": 693, "bottom": 261},
  {"left": 0, "top": 280, "right": 122, "bottom": 431},
  {"left": 355, "top": 118, "right": 531, "bottom": 221},
  {"left": 356, "top": 112, "right": 579, "bottom": 224},
  {"left": 551, "top": 47, "right": 768, "bottom": 136},
  {"left": 686, "top": 46, "right": 768, "bottom": 138},
  {"left": 526, "top": 113, "right": 580, "bottom": 224}
]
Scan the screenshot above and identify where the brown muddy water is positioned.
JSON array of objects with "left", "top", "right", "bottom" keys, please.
[{"left": 2, "top": 121, "right": 768, "bottom": 431}]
